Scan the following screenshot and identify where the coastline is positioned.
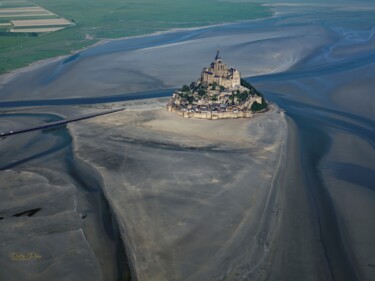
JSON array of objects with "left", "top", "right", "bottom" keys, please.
[{"left": 0, "top": 11, "right": 276, "bottom": 79}]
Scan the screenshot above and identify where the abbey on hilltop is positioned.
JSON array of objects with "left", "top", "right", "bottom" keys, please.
[
  {"left": 200, "top": 50, "right": 241, "bottom": 88},
  {"left": 167, "top": 50, "right": 268, "bottom": 120}
]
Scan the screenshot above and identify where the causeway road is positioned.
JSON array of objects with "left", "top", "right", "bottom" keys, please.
[{"left": 0, "top": 108, "right": 125, "bottom": 137}]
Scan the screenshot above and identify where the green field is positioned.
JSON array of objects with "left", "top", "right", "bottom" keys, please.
[
  {"left": 0, "top": 0, "right": 272, "bottom": 73},
  {"left": 0, "top": 1, "right": 34, "bottom": 8}
]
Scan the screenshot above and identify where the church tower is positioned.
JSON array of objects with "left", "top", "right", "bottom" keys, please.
[
  {"left": 212, "top": 49, "right": 227, "bottom": 77},
  {"left": 200, "top": 49, "right": 240, "bottom": 88},
  {"left": 215, "top": 49, "right": 222, "bottom": 62}
]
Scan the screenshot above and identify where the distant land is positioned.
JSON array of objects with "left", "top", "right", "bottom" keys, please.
[{"left": 0, "top": 0, "right": 272, "bottom": 73}]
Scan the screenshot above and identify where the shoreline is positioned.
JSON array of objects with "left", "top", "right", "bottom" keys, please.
[{"left": 0, "top": 12, "right": 276, "bottom": 83}]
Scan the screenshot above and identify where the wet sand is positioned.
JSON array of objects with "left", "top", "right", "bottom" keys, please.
[
  {"left": 0, "top": 114, "right": 128, "bottom": 281},
  {"left": 264, "top": 117, "right": 332, "bottom": 280},
  {"left": 321, "top": 131, "right": 375, "bottom": 281},
  {"left": 70, "top": 103, "right": 287, "bottom": 280}
]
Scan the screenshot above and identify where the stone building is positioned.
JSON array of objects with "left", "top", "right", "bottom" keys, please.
[
  {"left": 167, "top": 49, "right": 267, "bottom": 120},
  {"left": 200, "top": 50, "right": 241, "bottom": 89}
]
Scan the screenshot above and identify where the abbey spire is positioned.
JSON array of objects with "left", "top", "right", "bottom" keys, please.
[
  {"left": 215, "top": 49, "right": 221, "bottom": 61},
  {"left": 200, "top": 50, "right": 241, "bottom": 89}
]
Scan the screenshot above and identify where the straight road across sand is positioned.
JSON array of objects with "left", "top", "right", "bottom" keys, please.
[{"left": 0, "top": 108, "right": 125, "bottom": 137}]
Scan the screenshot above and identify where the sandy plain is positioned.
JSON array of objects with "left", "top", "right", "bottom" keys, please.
[
  {"left": 69, "top": 102, "right": 287, "bottom": 281},
  {"left": 0, "top": 113, "right": 127, "bottom": 281}
]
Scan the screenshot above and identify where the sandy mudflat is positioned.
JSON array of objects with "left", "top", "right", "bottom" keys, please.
[
  {"left": 0, "top": 169, "right": 101, "bottom": 281},
  {"left": 70, "top": 101, "right": 287, "bottom": 280},
  {"left": 321, "top": 131, "right": 375, "bottom": 281},
  {"left": 264, "top": 117, "right": 332, "bottom": 281},
  {"left": 0, "top": 114, "right": 124, "bottom": 281}
]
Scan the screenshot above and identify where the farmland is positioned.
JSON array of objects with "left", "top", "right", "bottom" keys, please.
[
  {"left": 0, "top": 1, "right": 74, "bottom": 34},
  {"left": 0, "top": 0, "right": 272, "bottom": 73},
  {"left": 11, "top": 18, "right": 73, "bottom": 33}
]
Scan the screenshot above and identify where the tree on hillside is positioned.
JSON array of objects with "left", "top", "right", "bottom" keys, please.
[
  {"left": 236, "top": 91, "right": 249, "bottom": 101},
  {"left": 241, "top": 78, "right": 262, "bottom": 96},
  {"left": 251, "top": 98, "right": 268, "bottom": 112},
  {"left": 198, "top": 89, "right": 206, "bottom": 96},
  {"left": 181, "top": 84, "right": 190, "bottom": 92}
]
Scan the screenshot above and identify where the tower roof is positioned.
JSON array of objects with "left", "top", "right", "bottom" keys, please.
[{"left": 215, "top": 49, "right": 221, "bottom": 60}]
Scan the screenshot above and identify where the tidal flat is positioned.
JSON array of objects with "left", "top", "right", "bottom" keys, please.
[
  {"left": 0, "top": 2, "right": 375, "bottom": 281},
  {"left": 70, "top": 103, "right": 287, "bottom": 280}
]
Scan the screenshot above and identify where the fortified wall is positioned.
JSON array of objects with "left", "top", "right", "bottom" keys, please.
[{"left": 167, "top": 106, "right": 253, "bottom": 119}]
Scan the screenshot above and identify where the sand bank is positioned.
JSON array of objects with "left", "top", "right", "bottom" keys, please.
[
  {"left": 0, "top": 113, "right": 128, "bottom": 280},
  {"left": 0, "top": 168, "right": 101, "bottom": 281},
  {"left": 70, "top": 100, "right": 287, "bottom": 280}
]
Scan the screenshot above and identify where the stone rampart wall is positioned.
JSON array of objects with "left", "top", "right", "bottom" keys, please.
[{"left": 167, "top": 106, "right": 252, "bottom": 120}]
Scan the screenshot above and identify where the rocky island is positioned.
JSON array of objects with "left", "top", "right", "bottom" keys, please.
[{"left": 167, "top": 50, "right": 268, "bottom": 119}]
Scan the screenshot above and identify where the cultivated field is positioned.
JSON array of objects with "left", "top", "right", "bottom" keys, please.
[
  {"left": 11, "top": 19, "right": 71, "bottom": 27},
  {"left": 0, "top": 1, "right": 74, "bottom": 34},
  {"left": 11, "top": 27, "right": 65, "bottom": 32},
  {"left": 0, "top": 6, "right": 51, "bottom": 14}
]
